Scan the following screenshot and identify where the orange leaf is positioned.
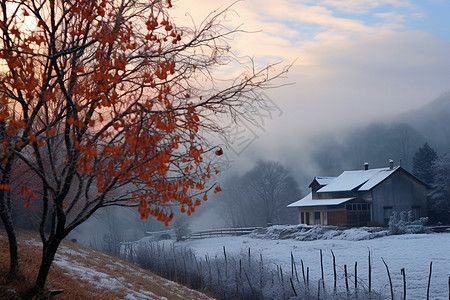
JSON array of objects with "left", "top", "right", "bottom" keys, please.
[
  {"left": 203, "top": 193, "right": 208, "bottom": 201},
  {"left": 29, "top": 134, "right": 36, "bottom": 144},
  {"left": 9, "top": 119, "right": 26, "bottom": 128},
  {"left": 6, "top": 127, "right": 16, "bottom": 135},
  {"left": 125, "top": 135, "right": 137, "bottom": 146},
  {"left": 47, "top": 127, "right": 56, "bottom": 136},
  {"left": 21, "top": 186, "right": 32, "bottom": 196},
  {"left": 214, "top": 186, "right": 222, "bottom": 194},
  {"left": 0, "top": 110, "right": 10, "bottom": 121},
  {"left": 0, "top": 183, "right": 11, "bottom": 190},
  {"left": 75, "top": 65, "right": 85, "bottom": 73},
  {"left": 43, "top": 92, "right": 52, "bottom": 102},
  {"left": 23, "top": 200, "right": 32, "bottom": 208}
]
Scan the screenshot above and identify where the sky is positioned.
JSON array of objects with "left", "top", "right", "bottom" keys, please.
[{"left": 172, "top": 0, "right": 450, "bottom": 176}]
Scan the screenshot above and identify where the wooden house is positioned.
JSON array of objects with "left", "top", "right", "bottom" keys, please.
[{"left": 288, "top": 162, "right": 427, "bottom": 226}]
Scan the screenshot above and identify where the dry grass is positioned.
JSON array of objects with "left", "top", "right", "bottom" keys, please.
[{"left": 0, "top": 228, "right": 214, "bottom": 299}]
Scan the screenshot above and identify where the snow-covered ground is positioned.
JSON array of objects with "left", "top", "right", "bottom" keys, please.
[
  {"left": 173, "top": 228, "right": 450, "bottom": 299},
  {"left": 51, "top": 241, "right": 213, "bottom": 299}
]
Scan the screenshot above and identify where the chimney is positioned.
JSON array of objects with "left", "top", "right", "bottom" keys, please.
[
  {"left": 389, "top": 159, "right": 394, "bottom": 170},
  {"left": 364, "top": 162, "right": 369, "bottom": 170}
]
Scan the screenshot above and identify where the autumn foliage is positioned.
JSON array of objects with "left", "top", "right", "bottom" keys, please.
[
  {"left": 0, "top": 0, "right": 226, "bottom": 226},
  {"left": 0, "top": 0, "right": 285, "bottom": 291}
]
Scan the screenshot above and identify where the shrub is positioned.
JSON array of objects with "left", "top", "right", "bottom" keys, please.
[{"left": 388, "top": 211, "right": 428, "bottom": 235}]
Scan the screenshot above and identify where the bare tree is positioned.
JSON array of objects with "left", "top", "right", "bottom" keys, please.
[
  {"left": 244, "top": 160, "right": 299, "bottom": 225},
  {"left": 0, "top": 0, "right": 288, "bottom": 292},
  {"left": 217, "top": 160, "right": 300, "bottom": 227}
]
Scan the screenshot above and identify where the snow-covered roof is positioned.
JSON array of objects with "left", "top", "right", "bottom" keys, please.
[
  {"left": 313, "top": 176, "right": 336, "bottom": 186},
  {"left": 287, "top": 193, "right": 355, "bottom": 207},
  {"left": 317, "top": 166, "right": 399, "bottom": 193}
]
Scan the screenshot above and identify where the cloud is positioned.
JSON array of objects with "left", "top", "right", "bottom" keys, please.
[
  {"left": 171, "top": 0, "right": 449, "bottom": 110},
  {"left": 320, "top": 0, "right": 416, "bottom": 14},
  {"left": 171, "top": 0, "right": 431, "bottom": 65}
]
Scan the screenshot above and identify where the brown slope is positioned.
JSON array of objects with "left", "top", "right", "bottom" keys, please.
[{"left": 0, "top": 229, "right": 214, "bottom": 300}]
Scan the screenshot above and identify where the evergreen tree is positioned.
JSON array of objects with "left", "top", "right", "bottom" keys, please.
[
  {"left": 412, "top": 143, "right": 438, "bottom": 184},
  {"left": 429, "top": 152, "right": 450, "bottom": 223}
]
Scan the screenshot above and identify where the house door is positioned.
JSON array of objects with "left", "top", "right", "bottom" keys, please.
[{"left": 327, "top": 211, "right": 347, "bottom": 226}]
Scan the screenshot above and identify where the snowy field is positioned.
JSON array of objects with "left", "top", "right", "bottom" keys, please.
[{"left": 174, "top": 230, "right": 450, "bottom": 299}]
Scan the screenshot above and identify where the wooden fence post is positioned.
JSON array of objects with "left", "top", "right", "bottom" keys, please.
[
  {"left": 368, "top": 250, "right": 372, "bottom": 294},
  {"left": 401, "top": 268, "right": 406, "bottom": 300},
  {"left": 355, "top": 261, "right": 358, "bottom": 298},
  {"left": 320, "top": 249, "right": 325, "bottom": 289},
  {"left": 344, "top": 265, "right": 349, "bottom": 294},
  {"left": 382, "top": 258, "right": 394, "bottom": 300},
  {"left": 331, "top": 250, "right": 337, "bottom": 294},
  {"left": 427, "top": 261, "right": 433, "bottom": 300}
]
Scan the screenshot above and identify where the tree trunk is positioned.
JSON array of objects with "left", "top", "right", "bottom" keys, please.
[
  {"left": 0, "top": 162, "right": 18, "bottom": 277},
  {"left": 34, "top": 235, "right": 63, "bottom": 291},
  {"left": 0, "top": 209, "right": 19, "bottom": 277}
]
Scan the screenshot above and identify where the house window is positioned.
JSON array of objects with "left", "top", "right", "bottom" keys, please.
[
  {"left": 305, "top": 212, "right": 310, "bottom": 225},
  {"left": 346, "top": 203, "right": 369, "bottom": 211},
  {"left": 301, "top": 212, "right": 305, "bottom": 224}
]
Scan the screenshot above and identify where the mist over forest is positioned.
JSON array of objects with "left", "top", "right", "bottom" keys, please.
[
  {"left": 66, "top": 91, "right": 450, "bottom": 247},
  {"left": 191, "top": 91, "right": 450, "bottom": 229},
  {"left": 311, "top": 91, "right": 450, "bottom": 174}
]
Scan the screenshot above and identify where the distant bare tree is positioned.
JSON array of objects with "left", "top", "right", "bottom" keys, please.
[
  {"left": 390, "top": 123, "right": 424, "bottom": 170},
  {"left": 244, "top": 160, "right": 300, "bottom": 225},
  {"left": 217, "top": 160, "right": 300, "bottom": 227}
]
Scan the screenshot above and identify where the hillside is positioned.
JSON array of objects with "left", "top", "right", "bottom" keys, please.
[
  {"left": 0, "top": 229, "right": 213, "bottom": 299},
  {"left": 397, "top": 91, "right": 450, "bottom": 153}
]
